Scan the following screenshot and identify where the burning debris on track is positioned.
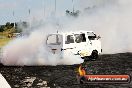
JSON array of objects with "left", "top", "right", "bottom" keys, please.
[{"left": 0, "top": 53, "right": 132, "bottom": 88}]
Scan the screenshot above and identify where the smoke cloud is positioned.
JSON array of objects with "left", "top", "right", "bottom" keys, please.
[
  {"left": 1, "top": 0, "right": 132, "bottom": 65},
  {"left": 1, "top": 24, "right": 83, "bottom": 65}
]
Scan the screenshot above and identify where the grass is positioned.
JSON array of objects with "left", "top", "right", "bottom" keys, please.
[
  {"left": 0, "top": 32, "right": 12, "bottom": 48},
  {"left": 0, "top": 32, "right": 9, "bottom": 37},
  {"left": 0, "top": 38, "right": 12, "bottom": 48}
]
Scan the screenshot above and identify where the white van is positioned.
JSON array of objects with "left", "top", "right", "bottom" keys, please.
[{"left": 46, "top": 31, "right": 102, "bottom": 60}]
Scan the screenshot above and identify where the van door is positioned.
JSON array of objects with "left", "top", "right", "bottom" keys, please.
[
  {"left": 63, "top": 34, "right": 76, "bottom": 54},
  {"left": 86, "top": 32, "right": 97, "bottom": 55},
  {"left": 64, "top": 34, "right": 75, "bottom": 48},
  {"left": 46, "top": 34, "right": 63, "bottom": 54},
  {"left": 74, "top": 33, "right": 89, "bottom": 57}
]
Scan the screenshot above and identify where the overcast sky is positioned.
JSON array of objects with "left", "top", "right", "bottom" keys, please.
[{"left": 0, "top": 0, "right": 80, "bottom": 25}]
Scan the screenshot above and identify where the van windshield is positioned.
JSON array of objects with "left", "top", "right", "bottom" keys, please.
[
  {"left": 47, "top": 34, "right": 62, "bottom": 45},
  {"left": 87, "top": 32, "right": 96, "bottom": 40}
]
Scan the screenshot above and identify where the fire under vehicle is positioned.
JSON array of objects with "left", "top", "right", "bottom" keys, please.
[
  {"left": 46, "top": 31, "right": 102, "bottom": 60},
  {"left": 77, "top": 64, "right": 130, "bottom": 84}
]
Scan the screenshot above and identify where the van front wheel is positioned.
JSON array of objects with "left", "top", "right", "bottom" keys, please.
[{"left": 91, "top": 50, "right": 98, "bottom": 60}]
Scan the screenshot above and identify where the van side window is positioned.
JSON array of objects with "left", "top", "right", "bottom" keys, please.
[
  {"left": 65, "top": 35, "right": 74, "bottom": 44},
  {"left": 75, "top": 33, "right": 86, "bottom": 43}
]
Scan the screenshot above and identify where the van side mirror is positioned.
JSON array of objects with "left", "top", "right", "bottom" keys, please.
[{"left": 97, "top": 35, "right": 101, "bottom": 40}]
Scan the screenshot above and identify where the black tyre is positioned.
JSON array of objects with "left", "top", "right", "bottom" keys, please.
[
  {"left": 82, "top": 56, "right": 89, "bottom": 61},
  {"left": 91, "top": 50, "right": 98, "bottom": 60}
]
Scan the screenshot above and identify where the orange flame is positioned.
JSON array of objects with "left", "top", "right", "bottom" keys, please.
[{"left": 78, "top": 65, "right": 86, "bottom": 76}]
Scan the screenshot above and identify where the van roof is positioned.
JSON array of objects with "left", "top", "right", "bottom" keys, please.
[{"left": 50, "top": 30, "right": 94, "bottom": 35}]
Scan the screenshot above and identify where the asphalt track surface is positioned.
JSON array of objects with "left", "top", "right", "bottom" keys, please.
[{"left": 0, "top": 53, "right": 132, "bottom": 88}]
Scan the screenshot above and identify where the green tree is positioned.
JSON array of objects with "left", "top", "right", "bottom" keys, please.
[{"left": 0, "top": 25, "right": 4, "bottom": 32}]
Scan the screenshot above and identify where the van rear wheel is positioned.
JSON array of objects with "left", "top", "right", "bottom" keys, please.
[{"left": 91, "top": 50, "right": 98, "bottom": 60}]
